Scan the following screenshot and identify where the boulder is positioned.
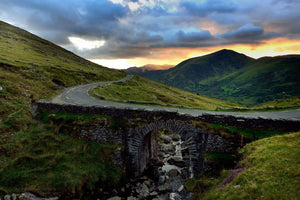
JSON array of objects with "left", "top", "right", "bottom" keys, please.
[
  {"left": 168, "top": 168, "right": 180, "bottom": 177},
  {"left": 127, "top": 197, "right": 138, "bottom": 200},
  {"left": 161, "top": 135, "right": 172, "bottom": 144},
  {"left": 171, "top": 134, "right": 181, "bottom": 142},
  {"left": 150, "top": 191, "right": 158, "bottom": 196},
  {"left": 169, "top": 192, "right": 182, "bottom": 200},
  {"left": 107, "top": 197, "right": 121, "bottom": 200},
  {"left": 144, "top": 180, "right": 151, "bottom": 187},
  {"left": 158, "top": 183, "right": 171, "bottom": 192},
  {"left": 168, "top": 156, "right": 185, "bottom": 167},
  {"left": 19, "top": 193, "right": 39, "bottom": 200},
  {"left": 159, "top": 175, "right": 166, "bottom": 184},
  {"left": 141, "top": 182, "right": 150, "bottom": 196},
  {"left": 4, "top": 195, "right": 11, "bottom": 200},
  {"left": 160, "top": 144, "right": 175, "bottom": 154}
]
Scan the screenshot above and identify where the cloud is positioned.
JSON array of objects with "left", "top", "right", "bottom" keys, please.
[
  {"left": 222, "top": 24, "right": 282, "bottom": 44},
  {"left": 180, "top": 0, "right": 238, "bottom": 17},
  {"left": 176, "top": 30, "right": 213, "bottom": 42},
  {"left": 223, "top": 24, "right": 264, "bottom": 39},
  {"left": 0, "top": 0, "right": 298, "bottom": 61},
  {"left": 0, "top": 0, "right": 127, "bottom": 43}
]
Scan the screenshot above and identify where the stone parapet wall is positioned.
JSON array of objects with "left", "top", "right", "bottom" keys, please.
[
  {"left": 34, "top": 101, "right": 300, "bottom": 131},
  {"left": 33, "top": 101, "right": 300, "bottom": 175}
]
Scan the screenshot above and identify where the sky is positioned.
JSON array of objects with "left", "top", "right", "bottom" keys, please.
[{"left": 0, "top": 0, "right": 299, "bottom": 69}]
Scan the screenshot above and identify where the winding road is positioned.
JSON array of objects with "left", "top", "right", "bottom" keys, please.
[{"left": 52, "top": 75, "right": 300, "bottom": 121}]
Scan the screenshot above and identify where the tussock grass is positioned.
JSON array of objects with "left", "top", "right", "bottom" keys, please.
[{"left": 188, "top": 132, "right": 300, "bottom": 200}]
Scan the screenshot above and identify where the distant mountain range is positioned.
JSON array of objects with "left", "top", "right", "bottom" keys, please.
[
  {"left": 125, "top": 49, "right": 300, "bottom": 106},
  {"left": 126, "top": 64, "right": 174, "bottom": 72}
]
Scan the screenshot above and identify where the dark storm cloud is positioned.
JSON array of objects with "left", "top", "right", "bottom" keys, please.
[
  {"left": 223, "top": 24, "right": 264, "bottom": 39},
  {"left": 180, "top": 0, "right": 238, "bottom": 17},
  {"left": 222, "top": 24, "right": 282, "bottom": 44},
  {"left": 176, "top": 30, "right": 212, "bottom": 42},
  {"left": 0, "top": 0, "right": 127, "bottom": 44},
  {"left": 0, "top": 0, "right": 298, "bottom": 59}
]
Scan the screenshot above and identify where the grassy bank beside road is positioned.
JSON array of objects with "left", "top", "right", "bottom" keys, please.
[
  {"left": 90, "top": 76, "right": 242, "bottom": 110},
  {"left": 186, "top": 132, "right": 300, "bottom": 200}
]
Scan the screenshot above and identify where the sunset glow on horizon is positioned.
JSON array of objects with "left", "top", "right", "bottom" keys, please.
[{"left": 0, "top": 0, "right": 299, "bottom": 69}]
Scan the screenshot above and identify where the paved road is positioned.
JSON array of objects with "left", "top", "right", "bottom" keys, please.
[{"left": 52, "top": 75, "right": 300, "bottom": 121}]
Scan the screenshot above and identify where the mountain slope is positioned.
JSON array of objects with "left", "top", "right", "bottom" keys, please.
[
  {"left": 203, "top": 55, "right": 300, "bottom": 105},
  {"left": 0, "top": 21, "right": 126, "bottom": 195},
  {"left": 127, "top": 50, "right": 300, "bottom": 106},
  {"left": 161, "top": 49, "right": 253, "bottom": 92},
  {"left": 0, "top": 20, "right": 125, "bottom": 127}
]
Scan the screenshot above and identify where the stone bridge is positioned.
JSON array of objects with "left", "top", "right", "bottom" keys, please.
[{"left": 33, "top": 101, "right": 300, "bottom": 176}]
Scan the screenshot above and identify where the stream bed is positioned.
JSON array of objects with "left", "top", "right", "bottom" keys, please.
[{"left": 106, "top": 132, "right": 193, "bottom": 200}]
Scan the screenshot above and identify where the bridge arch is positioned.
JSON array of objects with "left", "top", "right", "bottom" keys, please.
[{"left": 127, "top": 120, "right": 199, "bottom": 175}]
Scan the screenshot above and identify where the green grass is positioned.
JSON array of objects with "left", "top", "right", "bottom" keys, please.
[
  {"left": 133, "top": 50, "right": 300, "bottom": 107},
  {"left": 208, "top": 123, "right": 288, "bottom": 140},
  {"left": 252, "top": 96, "right": 300, "bottom": 110},
  {"left": 90, "top": 76, "right": 242, "bottom": 110},
  {"left": 203, "top": 152, "right": 236, "bottom": 160},
  {"left": 195, "top": 132, "right": 300, "bottom": 200},
  {"left": 0, "top": 20, "right": 126, "bottom": 197},
  {"left": 0, "top": 20, "right": 125, "bottom": 133},
  {"left": 0, "top": 123, "right": 122, "bottom": 196}
]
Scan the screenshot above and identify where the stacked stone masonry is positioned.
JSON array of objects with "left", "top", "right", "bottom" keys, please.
[{"left": 33, "top": 102, "right": 300, "bottom": 175}]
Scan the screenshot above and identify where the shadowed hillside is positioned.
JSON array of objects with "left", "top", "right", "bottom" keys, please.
[{"left": 126, "top": 50, "right": 300, "bottom": 106}]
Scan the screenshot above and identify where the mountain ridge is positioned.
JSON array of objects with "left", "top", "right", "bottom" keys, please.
[{"left": 126, "top": 49, "right": 300, "bottom": 106}]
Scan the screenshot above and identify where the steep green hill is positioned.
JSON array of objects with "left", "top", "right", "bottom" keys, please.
[
  {"left": 0, "top": 21, "right": 126, "bottom": 196},
  {"left": 127, "top": 50, "right": 300, "bottom": 106},
  {"left": 198, "top": 54, "right": 300, "bottom": 105},
  {"left": 161, "top": 49, "right": 254, "bottom": 92},
  {"left": 0, "top": 20, "right": 125, "bottom": 130}
]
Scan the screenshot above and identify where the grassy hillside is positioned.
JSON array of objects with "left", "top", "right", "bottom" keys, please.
[
  {"left": 0, "top": 20, "right": 125, "bottom": 131},
  {"left": 186, "top": 132, "right": 300, "bottom": 200},
  {"left": 127, "top": 50, "right": 300, "bottom": 106},
  {"left": 0, "top": 21, "right": 126, "bottom": 196},
  {"left": 199, "top": 55, "right": 300, "bottom": 105},
  {"left": 90, "top": 75, "right": 242, "bottom": 110},
  {"left": 161, "top": 49, "right": 253, "bottom": 92}
]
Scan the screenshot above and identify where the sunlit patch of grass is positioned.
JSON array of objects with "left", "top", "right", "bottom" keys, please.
[
  {"left": 0, "top": 20, "right": 125, "bottom": 133},
  {"left": 189, "top": 132, "right": 300, "bottom": 200},
  {"left": 90, "top": 76, "right": 242, "bottom": 110},
  {"left": 252, "top": 96, "right": 300, "bottom": 110}
]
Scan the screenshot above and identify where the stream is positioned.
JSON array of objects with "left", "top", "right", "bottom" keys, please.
[
  {"left": 157, "top": 133, "right": 193, "bottom": 200},
  {"left": 105, "top": 132, "right": 193, "bottom": 200}
]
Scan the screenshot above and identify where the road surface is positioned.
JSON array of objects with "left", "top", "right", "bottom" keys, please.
[{"left": 52, "top": 75, "right": 300, "bottom": 121}]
